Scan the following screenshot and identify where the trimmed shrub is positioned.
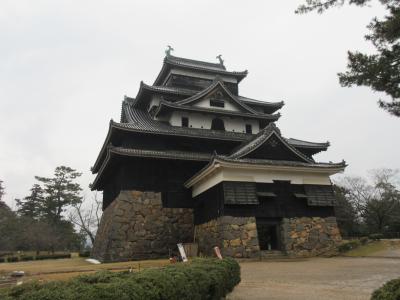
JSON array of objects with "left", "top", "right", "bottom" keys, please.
[
  {"left": 36, "top": 253, "right": 71, "bottom": 260},
  {"left": 371, "top": 278, "right": 400, "bottom": 300},
  {"left": 369, "top": 233, "right": 384, "bottom": 241},
  {"left": 0, "top": 252, "right": 13, "bottom": 258},
  {"left": 78, "top": 251, "right": 91, "bottom": 258},
  {"left": 3, "top": 258, "right": 241, "bottom": 300},
  {"left": 6, "top": 256, "right": 19, "bottom": 263},
  {"left": 20, "top": 256, "right": 34, "bottom": 261},
  {"left": 338, "top": 240, "right": 361, "bottom": 252},
  {"left": 0, "top": 257, "right": 5, "bottom": 263}
]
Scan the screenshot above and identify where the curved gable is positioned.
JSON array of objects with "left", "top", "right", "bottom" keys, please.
[{"left": 230, "top": 124, "right": 314, "bottom": 163}]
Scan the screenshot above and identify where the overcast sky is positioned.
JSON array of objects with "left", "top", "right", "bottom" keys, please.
[{"left": 1, "top": 1, "right": 398, "bottom": 208}]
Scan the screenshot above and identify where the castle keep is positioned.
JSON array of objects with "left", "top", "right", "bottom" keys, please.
[{"left": 91, "top": 53, "right": 345, "bottom": 261}]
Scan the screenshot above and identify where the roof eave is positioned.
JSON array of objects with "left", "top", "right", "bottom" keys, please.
[
  {"left": 91, "top": 120, "right": 114, "bottom": 174},
  {"left": 185, "top": 158, "right": 346, "bottom": 189}
]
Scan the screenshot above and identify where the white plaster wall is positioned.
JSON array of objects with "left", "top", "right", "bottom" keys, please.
[
  {"left": 192, "top": 167, "right": 333, "bottom": 197},
  {"left": 168, "top": 111, "right": 260, "bottom": 133}
]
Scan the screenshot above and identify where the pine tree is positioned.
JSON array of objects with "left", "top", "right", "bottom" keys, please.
[
  {"left": 35, "top": 166, "right": 82, "bottom": 223},
  {"left": 297, "top": 0, "right": 400, "bottom": 117},
  {"left": 16, "top": 184, "right": 44, "bottom": 219}
]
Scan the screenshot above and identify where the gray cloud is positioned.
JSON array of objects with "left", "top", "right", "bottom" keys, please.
[{"left": 0, "top": 0, "right": 398, "bottom": 207}]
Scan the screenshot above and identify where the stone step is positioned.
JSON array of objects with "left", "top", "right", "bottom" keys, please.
[{"left": 259, "top": 250, "right": 287, "bottom": 259}]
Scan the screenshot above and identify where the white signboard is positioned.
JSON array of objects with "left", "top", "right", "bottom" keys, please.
[
  {"left": 177, "top": 243, "right": 188, "bottom": 262},
  {"left": 214, "top": 246, "right": 223, "bottom": 259}
]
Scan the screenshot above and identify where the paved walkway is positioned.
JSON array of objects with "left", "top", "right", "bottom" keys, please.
[{"left": 228, "top": 257, "right": 400, "bottom": 300}]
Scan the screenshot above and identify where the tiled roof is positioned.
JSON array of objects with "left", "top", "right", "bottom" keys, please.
[
  {"left": 141, "top": 83, "right": 195, "bottom": 96},
  {"left": 96, "top": 102, "right": 331, "bottom": 175},
  {"left": 154, "top": 55, "right": 248, "bottom": 85},
  {"left": 166, "top": 55, "right": 227, "bottom": 71},
  {"left": 110, "top": 147, "right": 211, "bottom": 162},
  {"left": 91, "top": 146, "right": 211, "bottom": 189},
  {"left": 175, "top": 81, "right": 260, "bottom": 115},
  {"left": 285, "top": 138, "right": 330, "bottom": 149},
  {"left": 121, "top": 102, "right": 250, "bottom": 141},
  {"left": 237, "top": 96, "right": 284, "bottom": 108},
  {"left": 184, "top": 154, "right": 346, "bottom": 188},
  {"left": 214, "top": 155, "right": 346, "bottom": 169},
  {"left": 154, "top": 100, "right": 280, "bottom": 121}
]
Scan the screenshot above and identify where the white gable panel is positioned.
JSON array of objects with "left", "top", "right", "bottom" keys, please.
[
  {"left": 193, "top": 97, "right": 240, "bottom": 112},
  {"left": 168, "top": 111, "right": 260, "bottom": 134}
]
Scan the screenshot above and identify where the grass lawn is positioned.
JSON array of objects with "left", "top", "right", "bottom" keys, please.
[
  {"left": 0, "top": 257, "right": 170, "bottom": 284},
  {"left": 344, "top": 239, "right": 400, "bottom": 257}
]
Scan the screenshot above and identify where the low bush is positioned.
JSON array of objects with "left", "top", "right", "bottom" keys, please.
[
  {"left": 6, "top": 256, "right": 19, "bottom": 263},
  {"left": 36, "top": 253, "right": 71, "bottom": 260},
  {"left": 359, "top": 236, "right": 369, "bottom": 245},
  {"left": 0, "top": 252, "right": 13, "bottom": 258},
  {"left": 0, "top": 257, "right": 5, "bottom": 263},
  {"left": 338, "top": 239, "right": 361, "bottom": 252},
  {"left": 371, "top": 277, "right": 400, "bottom": 300},
  {"left": 78, "top": 250, "right": 91, "bottom": 258},
  {"left": 3, "top": 258, "right": 241, "bottom": 300},
  {"left": 20, "top": 256, "right": 34, "bottom": 261},
  {"left": 369, "top": 233, "right": 384, "bottom": 240}
]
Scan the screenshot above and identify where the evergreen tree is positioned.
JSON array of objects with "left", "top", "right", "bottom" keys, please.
[
  {"left": 16, "top": 184, "right": 44, "bottom": 219},
  {"left": 333, "top": 185, "right": 360, "bottom": 237},
  {"left": 297, "top": 0, "right": 400, "bottom": 117},
  {"left": 35, "top": 166, "right": 82, "bottom": 223}
]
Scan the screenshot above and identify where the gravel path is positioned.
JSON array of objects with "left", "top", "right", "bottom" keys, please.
[{"left": 228, "top": 257, "right": 400, "bottom": 300}]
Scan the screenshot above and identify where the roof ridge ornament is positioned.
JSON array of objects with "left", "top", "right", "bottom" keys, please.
[
  {"left": 216, "top": 54, "right": 225, "bottom": 67},
  {"left": 165, "top": 45, "right": 174, "bottom": 57}
]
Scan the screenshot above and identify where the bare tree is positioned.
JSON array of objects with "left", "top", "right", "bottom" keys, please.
[
  {"left": 335, "top": 169, "right": 400, "bottom": 234},
  {"left": 69, "top": 192, "right": 102, "bottom": 245}
]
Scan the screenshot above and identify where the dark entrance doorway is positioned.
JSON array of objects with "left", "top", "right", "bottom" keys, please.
[{"left": 256, "top": 219, "right": 281, "bottom": 250}]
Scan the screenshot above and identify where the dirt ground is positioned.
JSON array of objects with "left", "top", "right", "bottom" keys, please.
[
  {"left": 228, "top": 256, "right": 400, "bottom": 300},
  {"left": 0, "top": 257, "right": 169, "bottom": 285}
]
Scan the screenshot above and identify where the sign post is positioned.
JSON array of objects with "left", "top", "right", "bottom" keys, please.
[{"left": 177, "top": 243, "right": 188, "bottom": 262}]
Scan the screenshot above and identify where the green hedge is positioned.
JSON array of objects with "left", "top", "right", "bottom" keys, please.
[
  {"left": 2, "top": 258, "right": 241, "bottom": 300},
  {"left": 78, "top": 250, "right": 91, "bottom": 257},
  {"left": 371, "top": 278, "right": 400, "bottom": 300},
  {"left": 35, "top": 253, "right": 71, "bottom": 260}
]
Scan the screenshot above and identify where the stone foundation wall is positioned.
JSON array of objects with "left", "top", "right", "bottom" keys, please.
[
  {"left": 281, "top": 217, "right": 342, "bottom": 257},
  {"left": 92, "top": 190, "right": 193, "bottom": 262},
  {"left": 195, "top": 216, "right": 260, "bottom": 258}
]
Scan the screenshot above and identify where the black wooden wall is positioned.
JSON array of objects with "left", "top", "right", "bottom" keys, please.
[
  {"left": 193, "top": 181, "right": 335, "bottom": 225},
  {"left": 102, "top": 156, "right": 206, "bottom": 210}
]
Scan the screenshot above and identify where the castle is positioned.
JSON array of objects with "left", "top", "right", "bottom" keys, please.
[{"left": 91, "top": 52, "right": 345, "bottom": 261}]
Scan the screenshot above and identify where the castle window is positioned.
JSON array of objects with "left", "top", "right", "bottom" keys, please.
[
  {"left": 245, "top": 124, "right": 252, "bottom": 134},
  {"left": 210, "top": 99, "right": 225, "bottom": 108},
  {"left": 181, "top": 117, "right": 189, "bottom": 127},
  {"left": 211, "top": 118, "right": 225, "bottom": 131}
]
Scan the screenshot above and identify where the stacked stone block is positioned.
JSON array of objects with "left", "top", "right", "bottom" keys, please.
[
  {"left": 195, "top": 216, "right": 260, "bottom": 258},
  {"left": 92, "top": 190, "right": 193, "bottom": 262},
  {"left": 281, "top": 217, "right": 342, "bottom": 257}
]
